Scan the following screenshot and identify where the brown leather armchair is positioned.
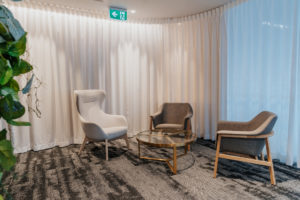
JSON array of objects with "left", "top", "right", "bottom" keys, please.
[
  {"left": 150, "top": 103, "right": 193, "bottom": 131},
  {"left": 213, "top": 111, "right": 278, "bottom": 185}
]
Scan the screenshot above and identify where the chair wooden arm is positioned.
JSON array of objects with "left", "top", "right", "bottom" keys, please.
[{"left": 217, "top": 131, "right": 274, "bottom": 139}]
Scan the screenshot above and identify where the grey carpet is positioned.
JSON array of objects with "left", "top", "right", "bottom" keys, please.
[{"left": 2, "top": 139, "right": 300, "bottom": 200}]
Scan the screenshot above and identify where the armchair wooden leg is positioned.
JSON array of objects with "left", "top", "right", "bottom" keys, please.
[
  {"left": 149, "top": 117, "right": 153, "bottom": 131},
  {"left": 261, "top": 152, "right": 265, "bottom": 161},
  {"left": 79, "top": 136, "right": 88, "bottom": 155},
  {"left": 124, "top": 133, "right": 130, "bottom": 149},
  {"left": 187, "top": 144, "right": 191, "bottom": 151},
  {"left": 187, "top": 119, "right": 191, "bottom": 151},
  {"left": 213, "top": 135, "right": 221, "bottom": 178},
  {"left": 105, "top": 139, "right": 109, "bottom": 161},
  {"left": 266, "top": 138, "right": 276, "bottom": 185}
]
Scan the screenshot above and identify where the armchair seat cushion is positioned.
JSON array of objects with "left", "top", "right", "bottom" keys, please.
[
  {"left": 155, "top": 123, "right": 184, "bottom": 130},
  {"left": 221, "top": 138, "right": 265, "bottom": 156},
  {"left": 103, "top": 126, "right": 127, "bottom": 140}
]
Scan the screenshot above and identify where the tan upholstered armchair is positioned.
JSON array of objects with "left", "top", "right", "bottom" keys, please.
[
  {"left": 150, "top": 103, "right": 193, "bottom": 131},
  {"left": 213, "top": 111, "right": 278, "bottom": 185}
]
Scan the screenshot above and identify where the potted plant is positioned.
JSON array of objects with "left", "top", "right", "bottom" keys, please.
[{"left": 0, "top": 2, "right": 34, "bottom": 199}]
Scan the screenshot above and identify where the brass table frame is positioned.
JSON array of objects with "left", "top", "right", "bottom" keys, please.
[{"left": 136, "top": 131, "right": 195, "bottom": 174}]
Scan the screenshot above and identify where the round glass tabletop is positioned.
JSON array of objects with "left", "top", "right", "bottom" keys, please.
[{"left": 136, "top": 130, "right": 196, "bottom": 147}]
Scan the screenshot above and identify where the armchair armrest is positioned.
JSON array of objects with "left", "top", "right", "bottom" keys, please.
[
  {"left": 78, "top": 115, "right": 106, "bottom": 140},
  {"left": 217, "top": 121, "right": 250, "bottom": 131},
  {"left": 150, "top": 111, "right": 163, "bottom": 128},
  {"left": 217, "top": 129, "right": 261, "bottom": 135},
  {"left": 183, "top": 112, "right": 193, "bottom": 130},
  {"left": 100, "top": 113, "right": 128, "bottom": 127},
  {"left": 150, "top": 110, "right": 163, "bottom": 119},
  {"left": 217, "top": 120, "right": 266, "bottom": 136},
  {"left": 184, "top": 112, "right": 193, "bottom": 121}
]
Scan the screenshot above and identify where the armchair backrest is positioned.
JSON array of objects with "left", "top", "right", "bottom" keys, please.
[
  {"left": 161, "top": 103, "right": 193, "bottom": 124},
  {"left": 74, "top": 90, "right": 106, "bottom": 123},
  {"left": 249, "top": 111, "right": 278, "bottom": 135}
]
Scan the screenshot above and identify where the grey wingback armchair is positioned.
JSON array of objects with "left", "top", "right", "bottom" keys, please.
[
  {"left": 150, "top": 103, "right": 193, "bottom": 131},
  {"left": 213, "top": 111, "right": 278, "bottom": 185},
  {"left": 74, "top": 90, "right": 129, "bottom": 160}
]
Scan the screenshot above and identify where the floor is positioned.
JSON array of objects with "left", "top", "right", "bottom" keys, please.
[{"left": 2, "top": 139, "right": 300, "bottom": 200}]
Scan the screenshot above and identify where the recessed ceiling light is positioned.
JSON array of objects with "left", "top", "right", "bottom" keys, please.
[{"left": 130, "top": 10, "right": 136, "bottom": 14}]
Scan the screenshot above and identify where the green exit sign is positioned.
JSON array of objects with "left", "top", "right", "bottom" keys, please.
[{"left": 110, "top": 8, "right": 127, "bottom": 21}]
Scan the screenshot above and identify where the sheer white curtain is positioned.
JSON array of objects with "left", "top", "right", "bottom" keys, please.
[
  {"left": 6, "top": 3, "right": 221, "bottom": 153},
  {"left": 220, "top": 0, "right": 300, "bottom": 167},
  {"left": 160, "top": 11, "right": 220, "bottom": 140}
]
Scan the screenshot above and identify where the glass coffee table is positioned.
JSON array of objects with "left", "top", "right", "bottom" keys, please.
[{"left": 136, "top": 130, "right": 196, "bottom": 174}]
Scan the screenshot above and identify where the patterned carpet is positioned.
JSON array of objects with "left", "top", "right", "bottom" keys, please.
[{"left": 2, "top": 138, "right": 300, "bottom": 200}]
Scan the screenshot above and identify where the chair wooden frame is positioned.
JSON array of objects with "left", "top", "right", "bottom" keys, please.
[
  {"left": 79, "top": 133, "right": 130, "bottom": 161},
  {"left": 213, "top": 131, "right": 276, "bottom": 185}
]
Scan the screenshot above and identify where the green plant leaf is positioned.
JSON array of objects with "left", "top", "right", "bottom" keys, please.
[
  {"left": 0, "top": 56, "right": 13, "bottom": 85},
  {"left": 0, "top": 21, "right": 9, "bottom": 35},
  {"left": 22, "top": 74, "right": 34, "bottom": 94},
  {"left": 0, "top": 129, "right": 7, "bottom": 141},
  {"left": 7, "top": 33, "right": 26, "bottom": 57},
  {"left": 0, "top": 95, "right": 25, "bottom": 120},
  {"left": 0, "top": 42, "right": 9, "bottom": 53},
  {"left": 7, "top": 120, "right": 30, "bottom": 126},
  {"left": 0, "top": 194, "right": 3, "bottom": 200},
  {"left": 11, "top": 59, "right": 33, "bottom": 76},
  {"left": 0, "top": 23, "right": 10, "bottom": 43},
  {"left": 0, "top": 67, "right": 12, "bottom": 85},
  {"left": 0, "top": 35, "right": 6, "bottom": 43},
  {"left": 0, "top": 5, "right": 25, "bottom": 41},
  {"left": 0, "top": 87, "right": 19, "bottom": 101},
  {"left": 0, "top": 21, "right": 12, "bottom": 42},
  {"left": 0, "top": 140, "right": 16, "bottom": 171},
  {"left": 5, "top": 79, "right": 19, "bottom": 92}
]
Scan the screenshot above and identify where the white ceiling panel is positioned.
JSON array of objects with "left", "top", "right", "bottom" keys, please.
[{"left": 26, "top": 0, "right": 232, "bottom": 19}]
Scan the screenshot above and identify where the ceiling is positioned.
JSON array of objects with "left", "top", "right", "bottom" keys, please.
[{"left": 32, "top": 0, "right": 232, "bottom": 19}]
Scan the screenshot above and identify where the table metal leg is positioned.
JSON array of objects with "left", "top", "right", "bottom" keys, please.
[
  {"left": 138, "top": 141, "right": 141, "bottom": 158},
  {"left": 137, "top": 143, "right": 189, "bottom": 175},
  {"left": 173, "top": 146, "right": 177, "bottom": 174}
]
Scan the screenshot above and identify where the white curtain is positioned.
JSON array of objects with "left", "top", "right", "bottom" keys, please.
[
  {"left": 6, "top": 3, "right": 221, "bottom": 153},
  {"left": 220, "top": 0, "right": 300, "bottom": 167},
  {"left": 160, "top": 12, "right": 221, "bottom": 141}
]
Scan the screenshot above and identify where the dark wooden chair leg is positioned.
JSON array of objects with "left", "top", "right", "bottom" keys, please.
[{"left": 187, "top": 119, "right": 192, "bottom": 151}]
